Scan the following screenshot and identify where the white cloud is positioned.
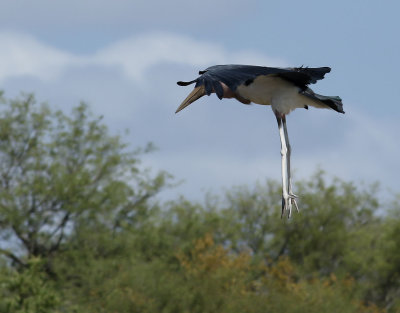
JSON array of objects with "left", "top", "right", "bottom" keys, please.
[
  {"left": 93, "top": 32, "right": 286, "bottom": 81},
  {"left": 0, "top": 32, "right": 80, "bottom": 82},
  {"left": 0, "top": 31, "right": 285, "bottom": 84}
]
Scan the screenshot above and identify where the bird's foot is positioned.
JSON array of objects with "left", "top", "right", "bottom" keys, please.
[{"left": 281, "top": 193, "right": 299, "bottom": 219}]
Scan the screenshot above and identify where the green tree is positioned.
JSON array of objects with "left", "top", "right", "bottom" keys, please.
[
  {"left": 0, "top": 92, "right": 169, "bottom": 272},
  {"left": 0, "top": 258, "right": 59, "bottom": 313},
  {"left": 0, "top": 91, "right": 398, "bottom": 313},
  {"left": 368, "top": 195, "right": 400, "bottom": 310}
]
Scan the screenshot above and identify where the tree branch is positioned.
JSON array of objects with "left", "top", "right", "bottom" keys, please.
[
  {"left": 11, "top": 224, "right": 32, "bottom": 253},
  {"left": 0, "top": 248, "right": 26, "bottom": 267},
  {"left": 49, "top": 212, "right": 70, "bottom": 253}
]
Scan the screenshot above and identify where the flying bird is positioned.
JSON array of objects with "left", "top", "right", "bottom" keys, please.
[{"left": 176, "top": 64, "right": 344, "bottom": 218}]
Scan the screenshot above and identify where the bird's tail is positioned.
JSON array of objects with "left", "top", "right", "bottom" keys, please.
[
  {"left": 302, "top": 88, "right": 344, "bottom": 113},
  {"left": 313, "top": 93, "right": 344, "bottom": 113},
  {"left": 175, "top": 85, "right": 206, "bottom": 113}
]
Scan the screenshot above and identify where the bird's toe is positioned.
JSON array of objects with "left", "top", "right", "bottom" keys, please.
[{"left": 281, "top": 194, "right": 299, "bottom": 218}]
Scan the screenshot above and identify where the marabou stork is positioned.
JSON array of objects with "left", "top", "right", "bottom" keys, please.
[{"left": 176, "top": 64, "right": 344, "bottom": 218}]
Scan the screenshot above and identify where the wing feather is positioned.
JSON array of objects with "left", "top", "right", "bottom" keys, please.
[
  {"left": 201, "top": 65, "right": 331, "bottom": 92},
  {"left": 176, "top": 64, "right": 333, "bottom": 112}
]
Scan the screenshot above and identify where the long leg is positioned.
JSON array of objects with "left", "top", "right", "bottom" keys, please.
[
  {"left": 282, "top": 116, "right": 299, "bottom": 213},
  {"left": 276, "top": 115, "right": 293, "bottom": 218}
]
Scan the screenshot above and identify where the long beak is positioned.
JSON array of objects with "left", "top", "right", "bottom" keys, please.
[{"left": 175, "top": 86, "right": 206, "bottom": 113}]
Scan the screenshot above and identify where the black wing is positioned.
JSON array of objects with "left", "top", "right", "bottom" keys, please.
[{"left": 177, "top": 64, "right": 331, "bottom": 100}]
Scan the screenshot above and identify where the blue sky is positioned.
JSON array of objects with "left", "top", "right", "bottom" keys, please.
[{"left": 0, "top": 0, "right": 399, "bottom": 202}]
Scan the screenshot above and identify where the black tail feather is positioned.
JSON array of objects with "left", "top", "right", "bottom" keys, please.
[
  {"left": 302, "top": 88, "right": 344, "bottom": 113},
  {"left": 316, "top": 94, "right": 345, "bottom": 113}
]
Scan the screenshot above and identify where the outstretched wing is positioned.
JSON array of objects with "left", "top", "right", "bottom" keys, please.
[
  {"left": 176, "top": 64, "right": 331, "bottom": 113},
  {"left": 198, "top": 65, "right": 330, "bottom": 93}
]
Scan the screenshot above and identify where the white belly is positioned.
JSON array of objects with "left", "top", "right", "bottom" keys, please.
[{"left": 236, "top": 75, "right": 310, "bottom": 115}]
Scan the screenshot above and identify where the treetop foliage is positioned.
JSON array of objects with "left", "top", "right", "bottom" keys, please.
[{"left": 0, "top": 92, "right": 399, "bottom": 312}]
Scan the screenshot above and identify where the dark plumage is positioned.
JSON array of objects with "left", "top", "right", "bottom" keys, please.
[
  {"left": 176, "top": 64, "right": 344, "bottom": 218},
  {"left": 176, "top": 65, "right": 344, "bottom": 114}
]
